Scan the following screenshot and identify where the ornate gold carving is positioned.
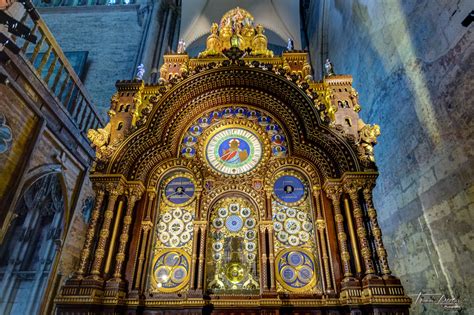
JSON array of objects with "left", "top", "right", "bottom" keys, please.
[
  {"left": 323, "top": 180, "right": 353, "bottom": 278},
  {"left": 199, "top": 23, "right": 222, "bottom": 58},
  {"left": 362, "top": 178, "right": 393, "bottom": 276},
  {"left": 343, "top": 176, "right": 375, "bottom": 276},
  {"left": 58, "top": 8, "right": 409, "bottom": 312},
  {"left": 357, "top": 119, "right": 381, "bottom": 164},
  {"left": 76, "top": 190, "right": 105, "bottom": 278}
]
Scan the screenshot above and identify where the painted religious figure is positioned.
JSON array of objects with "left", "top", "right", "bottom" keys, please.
[{"left": 219, "top": 138, "right": 249, "bottom": 164}]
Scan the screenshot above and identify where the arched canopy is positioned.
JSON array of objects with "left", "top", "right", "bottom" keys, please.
[{"left": 108, "top": 66, "right": 361, "bottom": 181}]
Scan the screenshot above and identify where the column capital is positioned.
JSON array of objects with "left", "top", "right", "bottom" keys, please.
[
  {"left": 323, "top": 180, "right": 343, "bottom": 200},
  {"left": 126, "top": 181, "right": 146, "bottom": 199}
]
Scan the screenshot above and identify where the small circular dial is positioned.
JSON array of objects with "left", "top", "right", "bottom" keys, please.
[
  {"left": 225, "top": 215, "right": 244, "bottom": 232},
  {"left": 284, "top": 218, "right": 301, "bottom": 235},
  {"left": 164, "top": 177, "right": 195, "bottom": 205}
]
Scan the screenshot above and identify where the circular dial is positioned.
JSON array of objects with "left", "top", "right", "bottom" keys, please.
[
  {"left": 273, "top": 175, "right": 306, "bottom": 205},
  {"left": 276, "top": 249, "right": 317, "bottom": 292},
  {"left": 284, "top": 218, "right": 301, "bottom": 235},
  {"left": 153, "top": 250, "right": 190, "bottom": 292},
  {"left": 206, "top": 128, "right": 262, "bottom": 175},
  {"left": 225, "top": 214, "right": 244, "bottom": 232},
  {"left": 164, "top": 177, "right": 195, "bottom": 205}
]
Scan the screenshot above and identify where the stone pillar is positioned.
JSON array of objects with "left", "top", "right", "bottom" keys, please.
[
  {"left": 312, "top": 186, "right": 333, "bottom": 292},
  {"left": 111, "top": 185, "right": 143, "bottom": 281},
  {"left": 343, "top": 181, "right": 376, "bottom": 278},
  {"left": 363, "top": 182, "right": 392, "bottom": 278},
  {"left": 76, "top": 188, "right": 105, "bottom": 278},
  {"left": 324, "top": 183, "right": 354, "bottom": 280},
  {"left": 89, "top": 184, "right": 123, "bottom": 279}
]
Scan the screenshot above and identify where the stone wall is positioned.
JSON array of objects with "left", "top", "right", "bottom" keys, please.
[
  {"left": 307, "top": 0, "right": 473, "bottom": 313},
  {"left": 39, "top": 5, "right": 146, "bottom": 119},
  {"left": 0, "top": 33, "right": 97, "bottom": 312}
]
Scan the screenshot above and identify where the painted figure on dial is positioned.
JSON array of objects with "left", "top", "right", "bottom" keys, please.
[{"left": 219, "top": 138, "right": 249, "bottom": 163}]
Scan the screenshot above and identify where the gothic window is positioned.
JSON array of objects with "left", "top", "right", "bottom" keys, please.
[{"left": 0, "top": 173, "right": 64, "bottom": 315}]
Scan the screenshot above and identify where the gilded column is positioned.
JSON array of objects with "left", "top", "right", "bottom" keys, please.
[
  {"left": 196, "top": 224, "right": 207, "bottom": 290},
  {"left": 265, "top": 188, "right": 272, "bottom": 220},
  {"left": 135, "top": 191, "right": 155, "bottom": 290},
  {"left": 344, "top": 181, "right": 376, "bottom": 277},
  {"left": 363, "top": 181, "right": 392, "bottom": 277},
  {"left": 190, "top": 189, "right": 202, "bottom": 290},
  {"left": 312, "top": 186, "right": 333, "bottom": 292},
  {"left": 189, "top": 224, "right": 200, "bottom": 290},
  {"left": 324, "top": 183, "right": 353, "bottom": 280},
  {"left": 267, "top": 224, "right": 276, "bottom": 291},
  {"left": 259, "top": 224, "right": 268, "bottom": 291},
  {"left": 343, "top": 196, "right": 362, "bottom": 275},
  {"left": 89, "top": 184, "right": 122, "bottom": 279},
  {"left": 112, "top": 186, "right": 143, "bottom": 280},
  {"left": 76, "top": 188, "right": 105, "bottom": 278}
]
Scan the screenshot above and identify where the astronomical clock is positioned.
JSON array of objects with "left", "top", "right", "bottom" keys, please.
[{"left": 56, "top": 7, "right": 411, "bottom": 315}]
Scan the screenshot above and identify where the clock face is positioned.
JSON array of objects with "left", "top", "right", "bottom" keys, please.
[
  {"left": 273, "top": 175, "right": 306, "bottom": 205},
  {"left": 284, "top": 218, "right": 301, "bottom": 235},
  {"left": 206, "top": 128, "right": 262, "bottom": 175},
  {"left": 164, "top": 177, "right": 195, "bottom": 205}
]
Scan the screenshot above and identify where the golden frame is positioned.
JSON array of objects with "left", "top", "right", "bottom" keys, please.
[
  {"left": 197, "top": 119, "right": 271, "bottom": 178},
  {"left": 271, "top": 170, "right": 308, "bottom": 207},
  {"left": 274, "top": 247, "right": 318, "bottom": 293},
  {"left": 161, "top": 172, "right": 197, "bottom": 207},
  {"left": 150, "top": 248, "right": 192, "bottom": 293}
]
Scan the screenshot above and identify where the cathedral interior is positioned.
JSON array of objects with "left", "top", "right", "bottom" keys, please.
[{"left": 0, "top": 1, "right": 472, "bottom": 314}]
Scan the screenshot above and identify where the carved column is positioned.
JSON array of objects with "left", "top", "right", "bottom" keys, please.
[
  {"left": 196, "top": 224, "right": 207, "bottom": 290},
  {"left": 76, "top": 188, "right": 105, "bottom": 278},
  {"left": 312, "top": 186, "right": 333, "bottom": 292},
  {"left": 324, "top": 183, "right": 354, "bottom": 280},
  {"left": 265, "top": 188, "right": 272, "bottom": 220},
  {"left": 344, "top": 181, "right": 376, "bottom": 277},
  {"left": 189, "top": 224, "right": 200, "bottom": 290},
  {"left": 343, "top": 196, "right": 362, "bottom": 276},
  {"left": 112, "top": 185, "right": 143, "bottom": 281},
  {"left": 267, "top": 225, "right": 276, "bottom": 292},
  {"left": 363, "top": 181, "right": 392, "bottom": 278},
  {"left": 190, "top": 189, "right": 202, "bottom": 290},
  {"left": 135, "top": 191, "right": 155, "bottom": 290},
  {"left": 89, "top": 185, "right": 122, "bottom": 279},
  {"left": 259, "top": 224, "right": 268, "bottom": 292}
]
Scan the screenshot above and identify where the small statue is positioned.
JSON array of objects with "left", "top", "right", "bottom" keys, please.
[
  {"left": 135, "top": 63, "right": 145, "bottom": 80},
  {"left": 324, "top": 58, "right": 335, "bottom": 76},
  {"left": 287, "top": 38, "right": 294, "bottom": 51},
  {"left": 177, "top": 39, "right": 186, "bottom": 54},
  {"left": 87, "top": 123, "right": 111, "bottom": 149},
  {"left": 358, "top": 120, "right": 381, "bottom": 163}
]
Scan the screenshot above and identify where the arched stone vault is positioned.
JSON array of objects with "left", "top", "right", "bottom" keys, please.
[{"left": 108, "top": 66, "right": 361, "bottom": 181}]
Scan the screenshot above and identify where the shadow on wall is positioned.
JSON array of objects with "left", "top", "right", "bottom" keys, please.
[{"left": 329, "top": 0, "right": 473, "bottom": 314}]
